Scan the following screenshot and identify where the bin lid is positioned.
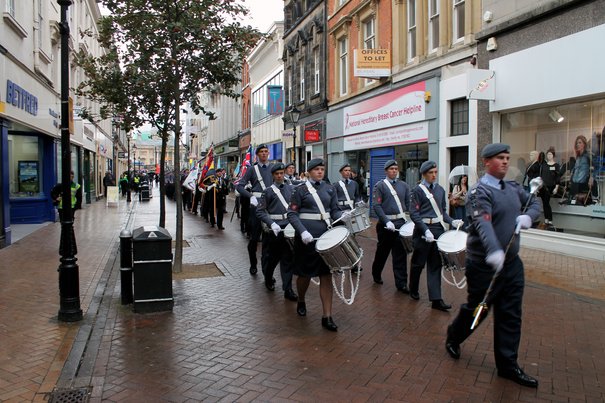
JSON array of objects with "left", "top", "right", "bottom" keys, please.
[{"left": 132, "top": 226, "right": 171, "bottom": 241}]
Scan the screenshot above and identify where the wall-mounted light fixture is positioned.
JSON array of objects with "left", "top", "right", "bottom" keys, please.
[{"left": 549, "top": 109, "right": 565, "bottom": 123}]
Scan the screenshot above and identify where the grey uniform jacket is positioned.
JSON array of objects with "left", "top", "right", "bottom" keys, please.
[
  {"left": 256, "top": 183, "right": 294, "bottom": 228},
  {"left": 466, "top": 178, "right": 541, "bottom": 263},
  {"left": 235, "top": 162, "right": 273, "bottom": 199},
  {"left": 287, "top": 181, "right": 343, "bottom": 238},
  {"left": 409, "top": 182, "right": 453, "bottom": 235},
  {"left": 335, "top": 179, "right": 361, "bottom": 210},
  {"left": 373, "top": 179, "right": 410, "bottom": 225}
]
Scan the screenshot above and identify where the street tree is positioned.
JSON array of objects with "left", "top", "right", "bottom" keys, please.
[{"left": 76, "top": 0, "right": 260, "bottom": 272}]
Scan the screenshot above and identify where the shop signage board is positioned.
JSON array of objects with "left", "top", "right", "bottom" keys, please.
[
  {"left": 267, "top": 85, "right": 284, "bottom": 115},
  {"left": 343, "top": 121, "right": 428, "bottom": 151},
  {"left": 282, "top": 129, "right": 294, "bottom": 139},
  {"left": 353, "top": 49, "right": 391, "bottom": 78},
  {"left": 304, "top": 129, "right": 320, "bottom": 142},
  {"left": 343, "top": 81, "right": 426, "bottom": 137}
]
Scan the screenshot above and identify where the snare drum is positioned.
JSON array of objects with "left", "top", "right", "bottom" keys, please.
[
  {"left": 315, "top": 227, "right": 363, "bottom": 271},
  {"left": 436, "top": 230, "right": 467, "bottom": 271},
  {"left": 283, "top": 224, "right": 295, "bottom": 251},
  {"left": 398, "top": 221, "right": 415, "bottom": 253},
  {"left": 345, "top": 206, "right": 371, "bottom": 234}
]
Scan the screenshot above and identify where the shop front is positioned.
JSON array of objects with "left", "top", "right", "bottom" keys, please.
[
  {"left": 214, "top": 138, "right": 240, "bottom": 177},
  {"left": 486, "top": 22, "right": 605, "bottom": 258}
]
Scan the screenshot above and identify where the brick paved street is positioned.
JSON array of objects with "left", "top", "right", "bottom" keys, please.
[{"left": 1, "top": 187, "right": 604, "bottom": 402}]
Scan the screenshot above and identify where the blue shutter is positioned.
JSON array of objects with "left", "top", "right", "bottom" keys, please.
[{"left": 369, "top": 148, "right": 395, "bottom": 217}]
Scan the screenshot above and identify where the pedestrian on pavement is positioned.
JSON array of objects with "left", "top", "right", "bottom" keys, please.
[
  {"left": 256, "top": 163, "right": 298, "bottom": 301},
  {"left": 51, "top": 171, "right": 82, "bottom": 221},
  {"left": 287, "top": 158, "right": 346, "bottom": 332},
  {"left": 370, "top": 160, "right": 411, "bottom": 292},
  {"left": 235, "top": 144, "right": 273, "bottom": 275},
  {"left": 409, "top": 160, "right": 462, "bottom": 310},
  {"left": 119, "top": 173, "right": 129, "bottom": 197},
  {"left": 103, "top": 171, "right": 115, "bottom": 198},
  {"left": 445, "top": 143, "right": 541, "bottom": 388}
]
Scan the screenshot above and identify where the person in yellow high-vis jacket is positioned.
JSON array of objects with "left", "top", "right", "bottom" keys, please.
[{"left": 51, "top": 171, "right": 82, "bottom": 221}]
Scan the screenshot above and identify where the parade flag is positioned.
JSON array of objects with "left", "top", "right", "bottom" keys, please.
[{"left": 234, "top": 144, "right": 252, "bottom": 184}]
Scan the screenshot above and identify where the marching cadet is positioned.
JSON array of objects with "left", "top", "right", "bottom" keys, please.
[
  {"left": 445, "top": 144, "right": 540, "bottom": 388},
  {"left": 213, "top": 168, "right": 229, "bottom": 230},
  {"left": 335, "top": 163, "right": 361, "bottom": 211},
  {"left": 200, "top": 169, "right": 217, "bottom": 227},
  {"left": 256, "top": 163, "right": 298, "bottom": 301},
  {"left": 287, "top": 159, "right": 347, "bottom": 331},
  {"left": 284, "top": 162, "right": 300, "bottom": 185},
  {"left": 409, "top": 161, "right": 463, "bottom": 310},
  {"left": 235, "top": 144, "right": 273, "bottom": 275},
  {"left": 371, "top": 160, "right": 411, "bottom": 292}
]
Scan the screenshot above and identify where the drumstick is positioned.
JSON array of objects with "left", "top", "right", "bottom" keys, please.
[{"left": 330, "top": 207, "right": 357, "bottom": 228}]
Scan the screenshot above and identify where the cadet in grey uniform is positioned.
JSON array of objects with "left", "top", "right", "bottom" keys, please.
[
  {"left": 446, "top": 144, "right": 540, "bottom": 388},
  {"left": 371, "top": 159, "right": 411, "bottom": 291},
  {"left": 235, "top": 144, "right": 273, "bottom": 275},
  {"left": 284, "top": 162, "right": 301, "bottom": 185},
  {"left": 335, "top": 163, "right": 361, "bottom": 211},
  {"left": 256, "top": 163, "right": 298, "bottom": 301},
  {"left": 409, "top": 161, "right": 463, "bottom": 310},
  {"left": 287, "top": 158, "right": 346, "bottom": 331}
]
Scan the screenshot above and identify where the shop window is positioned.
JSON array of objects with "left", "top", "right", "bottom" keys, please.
[
  {"left": 8, "top": 135, "right": 43, "bottom": 197},
  {"left": 252, "top": 71, "right": 284, "bottom": 123},
  {"left": 450, "top": 98, "right": 469, "bottom": 136},
  {"left": 501, "top": 100, "right": 605, "bottom": 238}
]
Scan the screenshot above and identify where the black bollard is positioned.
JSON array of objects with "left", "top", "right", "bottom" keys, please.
[{"left": 119, "top": 229, "right": 133, "bottom": 304}]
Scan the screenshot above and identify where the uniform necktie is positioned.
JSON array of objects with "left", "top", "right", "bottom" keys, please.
[
  {"left": 429, "top": 184, "right": 434, "bottom": 190},
  {"left": 314, "top": 181, "right": 320, "bottom": 188},
  {"left": 499, "top": 180, "right": 505, "bottom": 190},
  {"left": 392, "top": 180, "right": 396, "bottom": 185}
]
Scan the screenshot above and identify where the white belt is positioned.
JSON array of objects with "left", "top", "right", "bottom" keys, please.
[
  {"left": 386, "top": 213, "right": 406, "bottom": 220},
  {"left": 269, "top": 214, "right": 287, "bottom": 220},
  {"left": 252, "top": 192, "right": 262, "bottom": 198},
  {"left": 422, "top": 216, "right": 443, "bottom": 224},
  {"left": 299, "top": 213, "right": 331, "bottom": 221},
  {"left": 338, "top": 201, "right": 353, "bottom": 206}
]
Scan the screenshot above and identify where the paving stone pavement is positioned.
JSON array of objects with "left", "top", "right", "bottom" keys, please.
[{"left": 1, "top": 187, "right": 604, "bottom": 402}]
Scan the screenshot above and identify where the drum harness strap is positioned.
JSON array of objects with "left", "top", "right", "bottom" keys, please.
[
  {"left": 338, "top": 180, "right": 354, "bottom": 209},
  {"left": 252, "top": 164, "right": 267, "bottom": 198},
  {"left": 383, "top": 179, "right": 407, "bottom": 221},
  {"left": 300, "top": 181, "right": 332, "bottom": 227},
  {"left": 418, "top": 184, "right": 448, "bottom": 231},
  {"left": 269, "top": 184, "right": 289, "bottom": 221}
]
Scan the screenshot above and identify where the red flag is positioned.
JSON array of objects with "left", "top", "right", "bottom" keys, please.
[
  {"left": 198, "top": 145, "right": 214, "bottom": 185},
  {"left": 234, "top": 144, "right": 252, "bottom": 185}
]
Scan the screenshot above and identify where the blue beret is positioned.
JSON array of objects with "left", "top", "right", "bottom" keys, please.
[
  {"left": 271, "top": 163, "right": 285, "bottom": 174},
  {"left": 339, "top": 163, "right": 351, "bottom": 172},
  {"left": 481, "top": 143, "right": 510, "bottom": 158},
  {"left": 285, "top": 162, "right": 295, "bottom": 169},
  {"left": 384, "top": 160, "right": 398, "bottom": 170},
  {"left": 307, "top": 158, "right": 324, "bottom": 171},
  {"left": 420, "top": 160, "right": 437, "bottom": 174},
  {"left": 255, "top": 144, "right": 269, "bottom": 154}
]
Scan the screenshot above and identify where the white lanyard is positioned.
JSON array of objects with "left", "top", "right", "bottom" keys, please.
[
  {"left": 270, "top": 184, "right": 289, "bottom": 210},
  {"left": 305, "top": 181, "right": 331, "bottom": 227},
  {"left": 253, "top": 164, "right": 267, "bottom": 191},
  {"left": 383, "top": 179, "right": 405, "bottom": 217},
  {"left": 338, "top": 180, "right": 354, "bottom": 208},
  {"left": 418, "top": 184, "right": 447, "bottom": 231}
]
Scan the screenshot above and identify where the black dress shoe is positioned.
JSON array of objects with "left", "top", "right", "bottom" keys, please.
[
  {"left": 398, "top": 285, "right": 410, "bottom": 294},
  {"left": 264, "top": 280, "right": 275, "bottom": 291},
  {"left": 296, "top": 302, "right": 306, "bottom": 316},
  {"left": 497, "top": 366, "right": 539, "bottom": 388},
  {"left": 217, "top": 226, "right": 225, "bottom": 230},
  {"left": 432, "top": 300, "right": 452, "bottom": 311},
  {"left": 284, "top": 289, "right": 298, "bottom": 301},
  {"left": 410, "top": 291, "right": 420, "bottom": 300},
  {"left": 249, "top": 267, "right": 258, "bottom": 275},
  {"left": 373, "top": 277, "right": 383, "bottom": 284},
  {"left": 321, "top": 316, "right": 338, "bottom": 331},
  {"left": 445, "top": 339, "right": 460, "bottom": 359}
]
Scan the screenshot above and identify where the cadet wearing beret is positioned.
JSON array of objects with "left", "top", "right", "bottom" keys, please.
[
  {"left": 256, "top": 163, "right": 298, "bottom": 301},
  {"left": 371, "top": 159, "right": 411, "bottom": 291},
  {"left": 287, "top": 158, "right": 345, "bottom": 331},
  {"left": 335, "top": 163, "right": 361, "bottom": 211},
  {"left": 445, "top": 143, "right": 541, "bottom": 388},
  {"left": 284, "top": 162, "right": 301, "bottom": 185},
  {"left": 236, "top": 144, "right": 273, "bottom": 275},
  {"left": 409, "top": 160, "right": 463, "bottom": 310}
]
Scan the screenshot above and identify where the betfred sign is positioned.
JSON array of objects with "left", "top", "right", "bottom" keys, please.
[{"left": 304, "top": 129, "right": 320, "bottom": 142}]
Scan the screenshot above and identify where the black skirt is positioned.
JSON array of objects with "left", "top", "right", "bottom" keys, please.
[{"left": 292, "top": 235, "right": 331, "bottom": 277}]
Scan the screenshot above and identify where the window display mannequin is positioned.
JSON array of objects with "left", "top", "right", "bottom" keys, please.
[
  {"left": 542, "top": 148, "right": 560, "bottom": 226},
  {"left": 523, "top": 150, "right": 541, "bottom": 191},
  {"left": 570, "top": 135, "right": 592, "bottom": 200}
]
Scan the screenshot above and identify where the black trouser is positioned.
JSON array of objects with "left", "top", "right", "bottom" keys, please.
[
  {"left": 247, "top": 205, "right": 262, "bottom": 269},
  {"left": 540, "top": 188, "right": 552, "bottom": 221},
  {"left": 191, "top": 188, "right": 202, "bottom": 214},
  {"left": 57, "top": 208, "right": 75, "bottom": 221},
  {"left": 202, "top": 191, "right": 211, "bottom": 221},
  {"left": 213, "top": 196, "right": 225, "bottom": 228},
  {"left": 261, "top": 229, "right": 294, "bottom": 291},
  {"left": 448, "top": 256, "right": 524, "bottom": 371},
  {"left": 371, "top": 220, "right": 407, "bottom": 289},
  {"left": 240, "top": 197, "right": 250, "bottom": 233},
  {"left": 409, "top": 223, "right": 446, "bottom": 301}
]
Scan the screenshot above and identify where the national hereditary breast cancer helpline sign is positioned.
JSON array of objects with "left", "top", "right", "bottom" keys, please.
[{"left": 343, "top": 121, "right": 429, "bottom": 151}]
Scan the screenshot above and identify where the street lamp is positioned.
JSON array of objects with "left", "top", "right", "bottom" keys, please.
[
  {"left": 288, "top": 106, "right": 300, "bottom": 173},
  {"left": 127, "top": 134, "right": 132, "bottom": 202},
  {"left": 132, "top": 144, "right": 138, "bottom": 174},
  {"left": 57, "top": 0, "right": 82, "bottom": 322}
]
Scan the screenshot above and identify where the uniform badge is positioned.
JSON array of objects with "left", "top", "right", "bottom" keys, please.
[{"left": 291, "top": 204, "right": 299, "bottom": 211}]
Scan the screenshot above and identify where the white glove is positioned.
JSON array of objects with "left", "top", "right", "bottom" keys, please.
[
  {"left": 452, "top": 219, "right": 464, "bottom": 229},
  {"left": 270, "top": 222, "right": 281, "bottom": 236},
  {"left": 341, "top": 210, "right": 352, "bottom": 220},
  {"left": 515, "top": 214, "right": 532, "bottom": 234},
  {"left": 250, "top": 195, "right": 258, "bottom": 207},
  {"left": 385, "top": 221, "right": 396, "bottom": 231},
  {"left": 424, "top": 229, "right": 435, "bottom": 242},
  {"left": 486, "top": 250, "right": 505, "bottom": 273},
  {"left": 301, "top": 230, "right": 314, "bottom": 245},
  {"left": 200, "top": 188, "right": 206, "bottom": 194}
]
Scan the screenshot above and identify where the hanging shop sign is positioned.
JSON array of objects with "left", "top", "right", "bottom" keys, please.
[
  {"left": 267, "top": 85, "right": 284, "bottom": 115},
  {"left": 304, "top": 129, "right": 320, "bottom": 142}
]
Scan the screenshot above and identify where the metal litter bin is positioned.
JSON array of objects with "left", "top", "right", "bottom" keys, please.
[
  {"left": 139, "top": 182, "right": 150, "bottom": 201},
  {"left": 131, "top": 226, "right": 173, "bottom": 313}
]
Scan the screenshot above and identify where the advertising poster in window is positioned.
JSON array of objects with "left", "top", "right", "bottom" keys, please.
[{"left": 18, "top": 161, "right": 39, "bottom": 193}]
